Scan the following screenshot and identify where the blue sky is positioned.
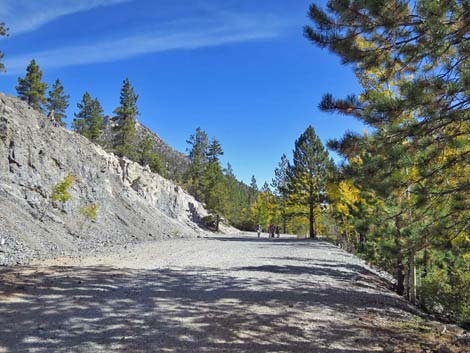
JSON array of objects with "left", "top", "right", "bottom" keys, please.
[{"left": 0, "top": 0, "right": 364, "bottom": 186}]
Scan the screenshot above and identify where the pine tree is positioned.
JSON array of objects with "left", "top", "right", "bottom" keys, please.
[
  {"left": 16, "top": 59, "right": 48, "bottom": 112},
  {"left": 272, "top": 154, "right": 290, "bottom": 233},
  {"left": 73, "top": 92, "right": 93, "bottom": 135},
  {"left": 187, "top": 128, "right": 209, "bottom": 163},
  {"left": 250, "top": 176, "right": 258, "bottom": 192},
  {"left": 47, "top": 79, "right": 70, "bottom": 126},
  {"left": 0, "top": 23, "right": 8, "bottom": 72},
  {"left": 202, "top": 138, "right": 227, "bottom": 231},
  {"left": 184, "top": 127, "right": 209, "bottom": 201},
  {"left": 207, "top": 138, "right": 224, "bottom": 162},
  {"left": 204, "top": 160, "right": 229, "bottom": 232},
  {"left": 73, "top": 92, "right": 104, "bottom": 143},
  {"left": 305, "top": 0, "right": 470, "bottom": 229},
  {"left": 88, "top": 98, "right": 105, "bottom": 143},
  {"left": 249, "top": 175, "right": 258, "bottom": 205},
  {"left": 288, "top": 126, "right": 332, "bottom": 239},
  {"left": 113, "top": 78, "right": 139, "bottom": 159},
  {"left": 305, "top": 0, "right": 470, "bottom": 320}
]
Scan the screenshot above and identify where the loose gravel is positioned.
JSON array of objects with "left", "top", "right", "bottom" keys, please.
[{"left": 0, "top": 234, "right": 467, "bottom": 353}]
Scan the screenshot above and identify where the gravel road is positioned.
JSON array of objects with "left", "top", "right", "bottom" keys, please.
[{"left": 0, "top": 234, "right": 467, "bottom": 353}]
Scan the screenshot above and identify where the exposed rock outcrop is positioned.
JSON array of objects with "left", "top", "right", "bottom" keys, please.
[
  {"left": 0, "top": 94, "right": 208, "bottom": 265},
  {"left": 101, "top": 116, "right": 190, "bottom": 181}
]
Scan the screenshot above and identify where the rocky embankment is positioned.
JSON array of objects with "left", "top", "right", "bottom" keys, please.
[{"left": 0, "top": 94, "right": 210, "bottom": 265}]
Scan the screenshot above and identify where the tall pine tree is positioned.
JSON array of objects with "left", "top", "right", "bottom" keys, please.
[
  {"left": 272, "top": 154, "right": 290, "bottom": 233},
  {"left": 88, "top": 98, "right": 105, "bottom": 143},
  {"left": 249, "top": 175, "right": 258, "bottom": 205},
  {"left": 204, "top": 153, "right": 229, "bottom": 231},
  {"left": 305, "top": 0, "right": 470, "bottom": 321},
  {"left": 288, "top": 126, "right": 332, "bottom": 238},
  {"left": 113, "top": 78, "right": 139, "bottom": 159},
  {"left": 73, "top": 92, "right": 104, "bottom": 143},
  {"left": 73, "top": 92, "right": 93, "bottom": 135},
  {"left": 184, "top": 127, "right": 209, "bottom": 201},
  {"left": 16, "top": 59, "right": 48, "bottom": 112},
  {"left": 47, "top": 79, "right": 70, "bottom": 126}
]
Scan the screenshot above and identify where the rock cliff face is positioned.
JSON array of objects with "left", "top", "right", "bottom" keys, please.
[{"left": 0, "top": 94, "right": 208, "bottom": 265}]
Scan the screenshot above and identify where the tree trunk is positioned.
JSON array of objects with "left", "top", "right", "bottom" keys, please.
[
  {"left": 421, "top": 248, "right": 429, "bottom": 308},
  {"left": 282, "top": 211, "right": 287, "bottom": 234},
  {"left": 408, "top": 252, "right": 417, "bottom": 304},
  {"left": 396, "top": 257, "right": 405, "bottom": 296},
  {"left": 309, "top": 202, "right": 316, "bottom": 239},
  {"left": 423, "top": 248, "right": 428, "bottom": 278},
  {"left": 216, "top": 214, "right": 220, "bottom": 232},
  {"left": 394, "top": 216, "right": 405, "bottom": 296}
]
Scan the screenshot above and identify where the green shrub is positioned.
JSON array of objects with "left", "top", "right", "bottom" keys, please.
[
  {"left": 51, "top": 174, "right": 74, "bottom": 203},
  {"left": 420, "top": 266, "right": 470, "bottom": 326},
  {"left": 80, "top": 203, "right": 99, "bottom": 221}
]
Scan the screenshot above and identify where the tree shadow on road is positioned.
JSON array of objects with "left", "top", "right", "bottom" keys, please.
[
  {"left": 209, "top": 236, "right": 324, "bottom": 243},
  {"left": 0, "top": 261, "right": 440, "bottom": 353}
]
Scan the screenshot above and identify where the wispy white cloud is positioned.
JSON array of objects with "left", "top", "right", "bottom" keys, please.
[
  {"left": 0, "top": 0, "right": 132, "bottom": 35},
  {"left": 4, "top": 9, "right": 285, "bottom": 74}
]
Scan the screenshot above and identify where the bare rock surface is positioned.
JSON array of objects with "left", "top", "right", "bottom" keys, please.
[
  {"left": 1, "top": 234, "right": 467, "bottom": 353},
  {"left": 0, "top": 93, "right": 214, "bottom": 265}
]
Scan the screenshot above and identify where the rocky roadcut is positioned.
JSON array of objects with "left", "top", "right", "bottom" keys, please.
[
  {"left": 1, "top": 234, "right": 468, "bottom": 353},
  {"left": 0, "top": 94, "right": 217, "bottom": 266}
]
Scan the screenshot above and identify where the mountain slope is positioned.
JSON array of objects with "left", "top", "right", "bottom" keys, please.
[
  {"left": 101, "top": 116, "right": 190, "bottom": 181},
  {"left": 0, "top": 94, "right": 209, "bottom": 265}
]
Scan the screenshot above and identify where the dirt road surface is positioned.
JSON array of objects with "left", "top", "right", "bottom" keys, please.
[{"left": 0, "top": 234, "right": 468, "bottom": 353}]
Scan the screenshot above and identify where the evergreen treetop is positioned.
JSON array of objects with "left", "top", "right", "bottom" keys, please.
[
  {"left": 73, "top": 92, "right": 94, "bottom": 135},
  {"left": 16, "top": 59, "right": 48, "bottom": 112},
  {"left": 272, "top": 154, "right": 289, "bottom": 198},
  {"left": 207, "top": 138, "right": 224, "bottom": 162},
  {"left": 73, "top": 92, "right": 104, "bottom": 143},
  {"left": 114, "top": 77, "right": 139, "bottom": 121},
  {"left": 88, "top": 98, "right": 105, "bottom": 143},
  {"left": 113, "top": 78, "right": 139, "bottom": 159},
  {"left": 288, "top": 125, "right": 332, "bottom": 238},
  {"left": 187, "top": 127, "right": 209, "bottom": 164},
  {"left": 250, "top": 175, "right": 258, "bottom": 192},
  {"left": 47, "top": 79, "right": 70, "bottom": 126},
  {"left": 184, "top": 127, "right": 209, "bottom": 201}
]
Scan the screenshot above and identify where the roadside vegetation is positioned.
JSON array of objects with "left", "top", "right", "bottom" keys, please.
[{"left": 301, "top": 0, "right": 470, "bottom": 326}]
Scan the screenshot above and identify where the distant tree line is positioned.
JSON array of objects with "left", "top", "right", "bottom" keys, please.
[{"left": 182, "top": 127, "right": 258, "bottom": 231}]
